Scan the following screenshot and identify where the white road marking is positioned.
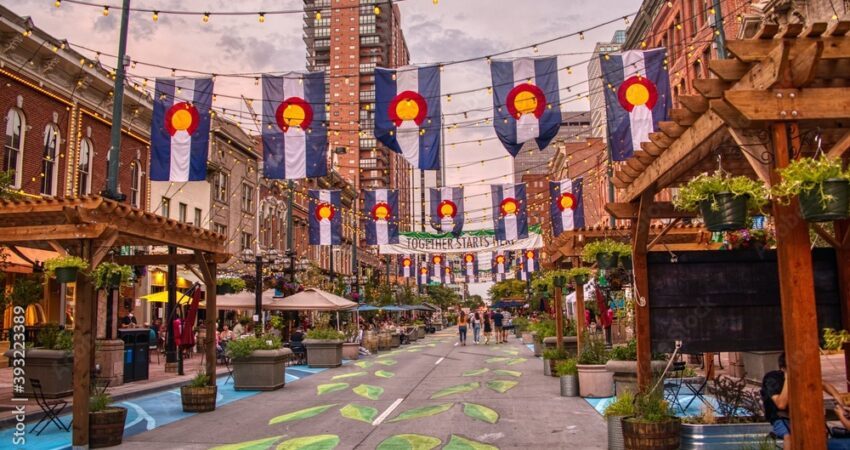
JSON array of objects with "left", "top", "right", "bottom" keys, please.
[
  {"left": 372, "top": 398, "right": 404, "bottom": 426},
  {"left": 435, "top": 357, "right": 444, "bottom": 365},
  {"left": 454, "top": 342, "right": 459, "bottom": 347}
]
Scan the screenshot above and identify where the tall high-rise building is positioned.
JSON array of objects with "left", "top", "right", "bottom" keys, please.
[
  {"left": 303, "top": 0, "right": 413, "bottom": 231},
  {"left": 512, "top": 111, "right": 592, "bottom": 182},
  {"left": 587, "top": 30, "right": 626, "bottom": 141}
]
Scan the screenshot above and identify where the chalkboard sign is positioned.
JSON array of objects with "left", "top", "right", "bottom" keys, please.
[{"left": 648, "top": 249, "right": 841, "bottom": 353}]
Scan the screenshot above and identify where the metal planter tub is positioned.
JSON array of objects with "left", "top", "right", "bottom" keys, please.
[
  {"left": 679, "top": 421, "right": 772, "bottom": 450},
  {"left": 607, "top": 415, "right": 626, "bottom": 450},
  {"left": 560, "top": 375, "right": 578, "bottom": 397}
]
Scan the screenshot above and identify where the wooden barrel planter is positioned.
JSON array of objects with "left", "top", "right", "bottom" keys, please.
[
  {"left": 798, "top": 179, "right": 850, "bottom": 222},
  {"left": 89, "top": 406, "right": 127, "bottom": 449},
  {"left": 180, "top": 385, "right": 217, "bottom": 412},
  {"left": 699, "top": 193, "right": 748, "bottom": 231},
  {"left": 622, "top": 417, "right": 680, "bottom": 450}
]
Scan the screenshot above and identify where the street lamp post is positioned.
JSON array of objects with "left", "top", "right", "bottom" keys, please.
[
  {"left": 240, "top": 248, "right": 281, "bottom": 331},
  {"left": 552, "top": 275, "right": 567, "bottom": 352}
]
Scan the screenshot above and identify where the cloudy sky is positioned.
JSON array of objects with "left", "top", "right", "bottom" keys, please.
[{"left": 7, "top": 0, "right": 640, "bottom": 296}]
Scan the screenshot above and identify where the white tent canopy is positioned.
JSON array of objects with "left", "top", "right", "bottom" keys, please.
[
  {"left": 564, "top": 282, "right": 595, "bottom": 319},
  {"left": 206, "top": 289, "right": 278, "bottom": 309},
  {"left": 265, "top": 288, "right": 358, "bottom": 312}
]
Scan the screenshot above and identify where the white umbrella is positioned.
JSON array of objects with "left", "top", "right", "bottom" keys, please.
[{"left": 265, "top": 288, "right": 358, "bottom": 312}]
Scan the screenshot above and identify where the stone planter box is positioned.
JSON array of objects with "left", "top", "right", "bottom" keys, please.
[
  {"left": 232, "top": 348, "right": 292, "bottom": 391},
  {"left": 542, "top": 336, "right": 578, "bottom": 356},
  {"left": 4, "top": 348, "right": 73, "bottom": 398},
  {"left": 742, "top": 351, "right": 782, "bottom": 383},
  {"left": 577, "top": 364, "right": 614, "bottom": 398},
  {"left": 342, "top": 342, "right": 359, "bottom": 361},
  {"left": 521, "top": 332, "right": 533, "bottom": 345},
  {"left": 304, "top": 339, "right": 344, "bottom": 368},
  {"left": 390, "top": 334, "right": 401, "bottom": 348},
  {"left": 605, "top": 360, "right": 668, "bottom": 395},
  {"left": 680, "top": 421, "right": 772, "bottom": 449},
  {"left": 417, "top": 326, "right": 426, "bottom": 339}
]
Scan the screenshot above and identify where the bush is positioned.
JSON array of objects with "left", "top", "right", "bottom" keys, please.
[
  {"left": 305, "top": 327, "right": 346, "bottom": 341},
  {"left": 216, "top": 277, "right": 246, "bottom": 293},
  {"left": 673, "top": 171, "right": 769, "bottom": 212},
  {"left": 91, "top": 262, "right": 133, "bottom": 290},
  {"left": 188, "top": 373, "right": 210, "bottom": 388},
  {"left": 609, "top": 340, "right": 638, "bottom": 361},
  {"left": 773, "top": 156, "right": 850, "bottom": 201},
  {"left": 630, "top": 387, "right": 673, "bottom": 423},
  {"left": 512, "top": 317, "right": 529, "bottom": 332},
  {"left": 542, "top": 347, "right": 569, "bottom": 361},
  {"left": 567, "top": 267, "right": 593, "bottom": 283},
  {"left": 44, "top": 256, "right": 89, "bottom": 277},
  {"left": 604, "top": 390, "right": 636, "bottom": 417},
  {"left": 89, "top": 392, "right": 112, "bottom": 413},
  {"left": 823, "top": 328, "right": 850, "bottom": 351},
  {"left": 555, "top": 358, "right": 578, "bottom": 377},
  {"left": 577, "top": 335, "right": 609, "bottom": 365},
  {"left": 37, "top": 324, "right": 73, "bottom": 352},
  {"left": 226, "top": 334, "right": 282, "bottom": 359}
]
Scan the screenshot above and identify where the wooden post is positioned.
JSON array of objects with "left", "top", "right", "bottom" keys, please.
[
  {"left": 771, "top": 122, "right": 825, "bottom": 450},
  {"left": 836, "top": 220, "right": 850, "bottom": 390},
  {"left": 574, "top": 282, "right": 586, "bottom": 356},
  {"left": 197, "top": 252, "right": 217, "bottom": 384},
  {"left": 632, "top": 190, "right": 653, "bottom": 392},
  {"left": 72, "top": 241, "right": 93, "bottom": 448},
  {"left": 554, "top": 284, "right": 564, "bottom": 351}
]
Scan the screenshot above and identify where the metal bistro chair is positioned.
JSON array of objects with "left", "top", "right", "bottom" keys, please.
[
  {"left": 289, "top": 341, "right": 307, "bottom": 366},
  {"left": 664, "top": 360, "right": 709, "bottom": 414},
  {"left": 223, "top": 355, "right": 234, "bottom": 385},
  {"left": 30, "top": 379, "right": 70, "bottom": 435}
]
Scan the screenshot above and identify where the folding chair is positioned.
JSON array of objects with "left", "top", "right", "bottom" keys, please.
[
  {"left": 30, "top": 379, "right": 70, "bottom": 435},
  {"left": 223, "top": 356, "right": 234, "bottom": 385}
]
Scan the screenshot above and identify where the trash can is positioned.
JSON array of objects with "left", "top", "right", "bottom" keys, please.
[{"left": 119, "top": 329, "right": 150, "bottom": 383}]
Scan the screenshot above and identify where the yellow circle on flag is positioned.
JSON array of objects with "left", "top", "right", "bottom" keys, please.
[
  {"left": 396, "top": 99, "right": 420, "bottom": 121},
  {"left": 374, "top": 205, "right": 389, "bottom": 220},
  {"left": 513, "top": 90, "right": 538, "bottom": 115},
  {"left": 283, "top": 104, "right": 306, "bottom": 127},
  {"left": 440, "top": 203, "right": 454, "bottom": 217},
  {"left": 560, "top": 196, "right": 574, "bottom": 209},
  {"left": 502, "top": 201, "right": 517, "bottom": 215},
  {"left": 625, "top": 83, "right": 650, "bottom": 107},
  {"left": 318, "top": 205, "right": 333, "bottom": 220},
  {"left": 171, "top": 109, "right": 193, "bottom": 131}
]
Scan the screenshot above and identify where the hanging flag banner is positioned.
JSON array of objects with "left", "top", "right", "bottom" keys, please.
[
  {"left": 491, "top": 57, "right": 561, "bottom": 156},
  {"left": 430, "top": 187, "right": 464, "bottom": 235},
  {"left": 443, "top": 261, "right": 455, "bottom": 285},
  {"left": 430, "top": 254, "right": 445, "bottom": 282},
  {"left": 522, "top": 249, "right": 539, "bottom": 273},
  {"left": 492, "top": 183, "right": 529, "bottom": 241},
  {"left": 375, "top": 65, "right": 441, "bottom": 170},
  {"left": 151, "top": 77, "right": 213, "bottom": 182},
  {"left": 550, "top": 178, "right": 585, "bottom": 236},
  {"left": 601, "top": 48, "right": 671, "bottom": 161},
  {"left": 399, "top": 255, "right": 414, "bottom": 279},
  {"left": 308, "top": 190, "right": 341, "bottom": 245},
  {"left": 492, "top": 251, "right": 511, "bottom": 282},
  {"left": 365, "top": 189, "right": 399, "bottom": 245},
  {"left": 463, "top": 253, "right": 478, "bottom": 283},
  {"left": 517, "top": 261, "right": 528, "bottom": 281},
  {"left": 262, "top": 72, "right": 328, "bottom": 179},
  {"left": 379, "top": 226, "right": 543, "bottom": 255}
]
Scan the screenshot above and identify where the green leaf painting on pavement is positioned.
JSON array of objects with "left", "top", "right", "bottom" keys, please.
[
  {"left": 407, "top": 348, "right": 422, "bottom": 352},
  {"left": 376, "top": 434, "right": 442, "bottom": 450},
  {"left": 354, "top": 361, "right": 374, "bottom": 369},
  {"left": 462, "top": 403, "right": 499, "bottom": 424},
  {"left": 492, "top": 370, "right": 522, "bottom": 378},
  {"left": 374, "top": 370, "right": 395, "bottom": 378},
  {"left": 339, "top": 403, "right": 378, "bottom": 423},
  {"left": 430, "top": 382, "right": 480, "bottom": 399},
  {"left": 317, "top": 383, "right": 349, "bottom": 395},
  {"left": 353, "top": 384, "right": 384, "bottom": 400},
  {"left": 388, "top": 403, "right": 454, "bottom": 422},
  {"left": 485, "top": 357, "right": 509, "bottom": 363},
  {"left": 485, "top": 380, "right": 518, "bottom": 394},
  {"left": 500, "top": 349, "right": 519, "bottom": 355},
  {"left": 505, "top": 358, "right": 527, "bottom": 366},
  {"left": 331, "top": 371, "right": 367, "bottom": 380},
  {"left": 462, "top": 368, "right": 489, "bottom": 377},
  {"left": 443, "top": 435, "right": 499, "bottom": 450},
  {"left": 276, "top": 434, "right": 340, "bottom": 450},
  {"left": 211, "top": 436, "right": 283, "bottom": 450},
  {"left": 376, "top": 358, "right": 397, "bottom": 366},
  {"left": 268, "top": 404, "right": 337, "bottom": 425}
]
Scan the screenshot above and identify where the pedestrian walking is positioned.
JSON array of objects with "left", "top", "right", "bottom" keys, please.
[
  {"left": 472, "top": 312, "right": 481, "bottom": 344},
  {"left": 458, "top": 311, "right": 468, "bottom": 346},
  {"left": 493, "top": 309, "right": 504, "bottom": 343},
  {"left": 482, "top": 311, "right": 492, "bottom": 344}
]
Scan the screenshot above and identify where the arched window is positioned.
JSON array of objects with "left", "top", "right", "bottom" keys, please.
[
  {"left": 130, "top": 159, "right": 142, "bottom": 207},
  {"left": 78, "top": 138, "right": 93, "bottom": 196},
  {"left": 4, "top": 108, "right": 25, "bottom": 188},
  {"left": 41, "top": 124, "right": 60, "bottom": 196}
]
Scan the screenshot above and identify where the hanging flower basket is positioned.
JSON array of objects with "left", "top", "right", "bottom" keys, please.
[
  {"left": 619, "top": 254, "right": 632, "bottom": 271},
  {"left": 596, "top": 252, "right": 618, "bottom": 269},
  {"left": 698, "top": 193, "right": 749, "bottom": 232},
  {"left": 798, "top": 179, "right": 850, "bottom": 222},
  {"left": 216, "top": 285, "right": 234, "bottom": 295},
  {"left": 54, "top": 267, "right": 79, "bottom": 284},
  {"left": 44, "top": 256, "right": 89, "bottom": 284}
]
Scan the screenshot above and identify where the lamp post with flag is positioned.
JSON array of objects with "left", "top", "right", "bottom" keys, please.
[
  {"left": 103, "top": 0, "right": 131, "bottom": 200},
  {"left": 241, "top": 248, "right": 281, "bottom": 332}
]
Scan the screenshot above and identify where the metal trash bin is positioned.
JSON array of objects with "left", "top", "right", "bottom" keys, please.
[{"left": 119, "top": 329, "right": 150, "bottom": 383}]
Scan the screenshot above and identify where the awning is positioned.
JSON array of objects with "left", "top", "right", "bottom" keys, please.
[
  {"left": 403, "top": 304, "right": 436, "bottom": 312},
  {"left": 378, "top": 306, "right": 407, "bottom": 312},
  {"left": 214, "top": 290, "right": 278, "bottom": 309},
  {"left": 357, "top": 304, "right": 381, "bottom": 311},
  {"left": 0, "top": 247, "right": 59, "bottom": 273},
  {"left": 139, "top": 291, "right": 192, "bottom": 304},
  {"left": 266, "top": 288, "right": 358, "bottom": 312}
]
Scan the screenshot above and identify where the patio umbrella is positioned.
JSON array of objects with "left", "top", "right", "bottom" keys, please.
[
  {"left": 266, "top": 288, "right": 358, "bottom": 312},
  {"left": 139, "top": 290, "right": 191, "bottom": 304},
  {"left": 209, "top": 289, "right": 278, "bottom": 309},
  {"left": 357, "top": 304, "right": 380, "bottom": 311},
  {"left": 379, "top": 306, "right": 407, "bottom": 312}
]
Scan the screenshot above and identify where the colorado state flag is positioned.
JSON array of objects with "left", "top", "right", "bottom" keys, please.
[
  {"left": 492, "top": 251, "right": 511, "bottom": 282},
  {"left": 150, "top": 77, "right": 213, "bottom": 181},
  {"left": 430, "top": 254, "right": 445, "bottom": 282},
  {"left": 399, "top": 255, "right": 414, "bottom": 279},
  {"left": 263, "top": 72, "right": 327, "bottom": 179},
  {"left": 430, "top": 187, "right": 464, "bottom": 235},
  {"left": 365, "top": 189, "right": 399, "bottom": 245},
  {"left": 419, "top": 263, "right": 429, "bottom": 285},
  {"left": 491, "top": 183, "right": 528, "bottom": 241},
  {"left": 308, "top": 190, "right": 341, "bottom": 245},
  {"left": 463, "top": 253, "right": 478, "bottom": 283},
  {"left": 550, "top": 178, "right": 585, "bottom": 236},
  {"left": 375, "top": 65, "right": 441, "bottom": 170},
  {"left": 491, "top": 57, "right": 561, "bottom": 156},
  {"left": 521, "top": 249, "right": 539, "bottom": 273},
  {"left": 601, "top": 48, "right": 671, "bottom": 161}
]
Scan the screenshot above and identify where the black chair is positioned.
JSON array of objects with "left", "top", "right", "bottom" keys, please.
[
  {"left": 289, "top": 341, "right": 307, "bottom": 365},
  {"left": 30, "top": 379, "right": 70, "bottom": 435},
  {"left": 223, "top": 356, "right": 234, "bottom": 385}
]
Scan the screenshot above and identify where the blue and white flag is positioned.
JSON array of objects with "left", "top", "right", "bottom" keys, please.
[
  {"left": 443, "top": 261, "right": 455, "bottom": 285},
  {"left": 517, "top": 262, "right": 528, "bottom": 281},
  {"left": 418, "top": 262, "right": 429, "bottom": 285},
  {"left": 491, "top": 183, "right": 528, "bottom": 241},
  {"left": 150, "top": 77, "right": 213, "bottom": 181},
  {"left": 463, "top": 253, "right": 478, "bottom": 283},
  {"left": 308, "top": 190, "right": 341, "bottom": 245},
  {"left": 491, "top": 57, "right": 561, "bottom": 156},
  {"left": 430, "top": 187, "right": 464, "bottom": 235},
  {"left": 365, "top": 189, "right": 399, "bottom": 245},
  {"left": 601, "top": 48, "right": 672, "bottom": 161},
  {"left": 550, "top": 178, "right": 585, "bottom": 236},
  {"left": 521, "top": 249, "right": 539, "bottom": 273},
  {"left": 399, "top": 255, "right": 414, "bottom": 279},
  {"left": 375, "top": 65, "right": 441, "bottom": 170},
  {"left": 492, "top": 251, "right": 510, "bottom": 282},
  {"left": 263, "top": 72, "right": 327, "bottom": 179},
  {"left": 430, "top": 254, "right": 445, "bottom": 283}
]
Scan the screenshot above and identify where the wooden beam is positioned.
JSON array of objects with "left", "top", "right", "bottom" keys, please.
[
  {"left": 812, "top": 223, "right": 841, "bottom": 248},
  {"left": 827, "top": 130, "right": 850, "bottom": 159},
  {"left": 632, "top": 189, "right": 654, "bottom": 392},
  {"left": 604, "top": 202, "right": 697, "bottom": 219},
  {"left": 790, "top": 40, "right": 824, "bottom": 87},
  {"left": 634, "top": 151, "right": 655, "bottom": 165},
  {"left": 670, "top": 108, "right": 699, "bottom": 126},
  {"left": 72, "top": 241, "right": 93, "bottom": 447},
  {"left": 647, "top": 218, "right": 682, "bottom": 250},
  {"left": 727, "top": 36, "right": 850, "bottom": 62},
  {"left": 753, "top": 23, "right": 780, "bottom": 40},
  {"left": 111, "top": 253, "right": 230, "bottom": 266},
  {"left": 724, "top": 87, "right": 850, "bottom": 121},
  {"left": 678, "top": 95, "right": 710, "bottom": 114},
  {"left": 710, "top": 99, "right": 753, "bottom": 129},
  {"left": 771, "top": 121, "right": 826, "bottom": 450},
  {"left": 826, "top": 20, "right": 850, "bottom": 37},
  {"left": 90, "top": 227, "right": 119, "bottom": 268},
  {"left": 0, "top": 223, "right": 107, "bottom": 243},
  {"left": 801, "top": 22, "right": 828, "bottom": 38},
  {"left": 649, "top": 132, "right": 674, "bottom": 149},
  {"left": 709, "top": 59, "right": 751, "bottom": 81},
  {"left": 693, "top": 78, "right": 728, "bottom": 99},
  {"left": 626, "top": 158, "right": 646, "bottom": 173},
  {"left": 46, "top": 240, "right": 69, "bottom": 256},
  {"left": 640, "top": 141, "right": 664, "bottom": 156},
  {"left": 777, "top": 22, "right": 804, "bottom": 39},
  {"left": 620, "top": 163, "right": 642, "bottom": 179},
  {"left": 196, "top": 251, "right": 217, "bottom": 385},
  {"left": 658, "top": 121, "right": 687, "bottom": 138},
  {"left": 727, "top": 126, "right": 774, "bottom": 186}
]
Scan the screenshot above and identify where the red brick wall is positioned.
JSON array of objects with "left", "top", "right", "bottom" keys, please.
[{"left": 330, "top": 0, "right": 361, "bottom": 188}]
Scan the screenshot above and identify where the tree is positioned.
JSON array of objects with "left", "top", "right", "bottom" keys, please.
[
  {"left": 462, "top": 294, "right": 484, "bottom": 309},
  {"left": 488, "top": 279, "right": 526, "bottom": 301},
  {"left": 0, "top": 170, "right": 21, "bottom": 201},
  {"left": 424, "top": 285, "right": 459, "bottom": 309}
]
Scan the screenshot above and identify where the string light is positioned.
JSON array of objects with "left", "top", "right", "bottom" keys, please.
[
  {"left": 623, "top": 16, "right": 629, "bottom": 25},
  {"left": 152, "top": 10, "right": 159, "bottom": 21},
  {"left": 54, "top": 0, "right": 61, "bottom": 7},
  {"left": 579, "top": 31, "right": 584, "bottom": 40},
  {"left": 315, "top": 11, "right": 321, "bottom": 21},
  {"left": 258, "top": 12, "right": 265, "bottom": 22},
  {"left": 374, "top": 5, "right": 381, "bottom": 15},
  {"left": 533, "top": 45, "right": 539, "bottom": 53},
  {"left": 102, "top": 6, "right": 109, "bottom": 16},
  {"left": 203, "top": 12, "right": 210, "bottom": 23}
]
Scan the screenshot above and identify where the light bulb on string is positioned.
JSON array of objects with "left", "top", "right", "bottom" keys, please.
[
  {"left": 54, "top": 0, "right": 61, "bottom": 7},
  {"left": 374, "top": 5, "right": 381, "bottom": 15},
  {"left": 102, "top": 6, "right": 109, "bottom": 16},
  {"left": 315, "top": 11, "right": 322, "bottom": 21},
  {"left": 203, "top": 13, "right": 210, "bottom": 23},
  {"left": 152, "top": 11, "right": 159, "bottom": 21},
  {"left": 579, "top": 31, "right": 584, "bottom": 40},
  {"left": 258, "top": 13, "right": 265, "bottom": 23}
]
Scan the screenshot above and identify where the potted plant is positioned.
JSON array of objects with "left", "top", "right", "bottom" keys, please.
[
  {"left": 216, "top": 277, "right": 246, "bottom": 295},
  {"left": 604, "top": 390, "right": 636, "bottom": 450},
  {"left": 772, "top": 156, "right": 850, "bottom": 222},
  {"left": 5, "top": 324, "right": 73, "bottom": 398},
  {"left": 91, "top": 262, "right": 133, "bottom": 290},
  {"left": 622, "top": 388, "right": 680, "bottom": 450},
  {"left": 89, "top": 392, "right": 127, "bottom": 449},
  {"left": 605, "top": 339, "right": 668, "bottom": 395},
  {"left": 582, "top": 239, "right": 632, "bottom": 269},
  {"left": 576, "top": 335, "right": 614, "bottom": 398},
  {"left": 180, "top": 372, "right": 216, "bottom": 413},
  {"left": 44, "top": 255, "right": 89, "bottom": 284},
  {"left": 542, "top": 347, "right": 569, "bottom": 377},
  {"left": 556, "top": 358, "right": 579, "bottom": 397},
  {"left": 226, "top": 334, "right": 291, "bottom": 391},
  {"left": 342, "top": 322, "right": 361, "bottom": 360},
  {"left": 673, "top": 171, "right": 768, "bottom": 231},
  {"left": 303, "top": 327, "right": 346, "bottom": 368},
  {"left": 568, "top": 267, "right": 593, "bottom": 285}
]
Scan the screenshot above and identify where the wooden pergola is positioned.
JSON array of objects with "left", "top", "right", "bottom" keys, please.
[
  {"left": 0, "top": 195, "right": 229, "bottom": 448},
  {"left": 607, "top": 21, "right": 850, "bottom": 450}
]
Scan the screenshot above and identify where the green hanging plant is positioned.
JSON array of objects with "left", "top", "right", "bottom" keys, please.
[
  {"left": 581, "top": 239, "right": 630, "bottom": 263},
  {"left": 673, "top": 171, "right": 769, "bottom": 212},
  {"left": 43, "top": 256, "right": 89, "bottom": 277},
  {"left": 772, "top": 156, "right": 850, "bottom": 200},
  {"left": 567, "top": 267, "right": 593, "bottom": 284},
  {"left": 91, "top": 262, "right": 133, "bottom": 290},
  {"left": 216, "top": 277, "right": 246, "bottom": 293}
]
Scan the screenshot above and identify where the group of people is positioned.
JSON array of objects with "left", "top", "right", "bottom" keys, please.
[{"left": 457, "top": 309, "right": 512, "bottom": 346}]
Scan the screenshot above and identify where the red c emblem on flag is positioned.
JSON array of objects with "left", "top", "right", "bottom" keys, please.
[
  {"left": 432, "top": 255, "right": 442, "bottom": 265},
  {"left": 500, "top": 197, "right": 519, "bottom": 216},
  {"left": 165, "top": 102, "right": 200, "bottom": 136},
  {"left": 506, "top": 83, "right": 546, "bottom": 120},
  {"left": 315, "top": 202, "right": 335, "bottom": 221},
  {"left": 402, "top": 257, "right": 412, "bottom": 267},
  {"left": 372, "top": 202, "right": 392, "bottom": 221},
  {"left": 495, "top": 254, "right": 505, "bottom": 264},
  {"left": 464, "top": 254, "right": 475, "bottom": 263},
  {"left": 276, "top": 96, "right": 313, "bottom": 132},
  {"left": 525, "top": 250, "right": 535, "bottom": 260},
  {"left": 617, "top": 75, "right": 658, "bottom": 112},
  {"left": 388, "top": 90, "right": 428, "bottom": 126},
  {"left": 420, "top": 267, "right": 428, "bottom": 275},
  {"left": 557, "top": 193, "right": 577, "bottom": 211},
  {"left": 438, "top": 200, "right": 458, "bottom": 219}
]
